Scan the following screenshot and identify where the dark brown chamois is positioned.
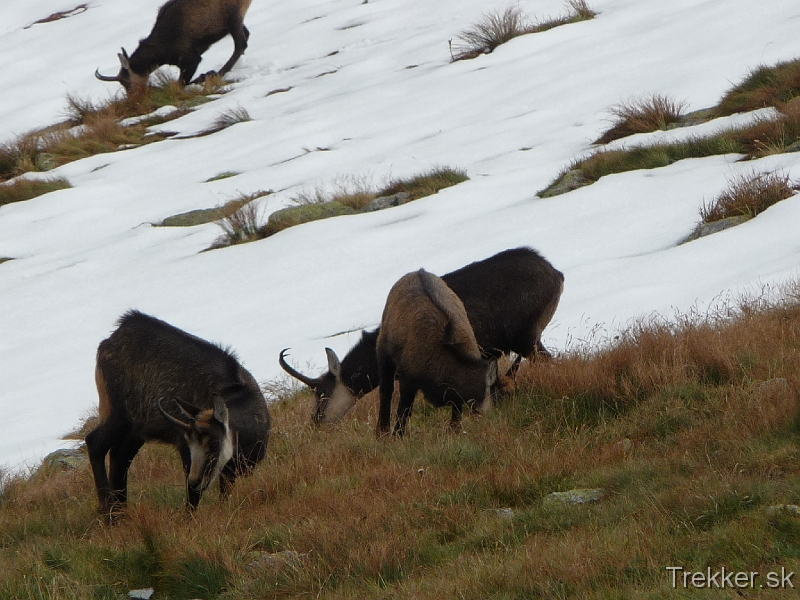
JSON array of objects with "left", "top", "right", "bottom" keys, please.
[
  {"left": 85, "top": 310, "right": 270, "bottom": 516},
  {"left": 95, "top": 0, "right": 253, "bottom": 97},
  {"left": 281, "top": 247, "right": 563, "bottom": 425},
  {"left": 376, "top": 269, "right": 498, "bottom": 437}
]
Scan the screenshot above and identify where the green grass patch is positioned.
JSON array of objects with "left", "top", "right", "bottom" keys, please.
[
  {"left": 291, "top": 167, "right": 469, "bottom": 210},
  {"left": 156, "top": 190, "right": 271, "bottom": 228},
  {"left": 0, "top": 176, "right": 71, "bottom": 207},
  {"left": 540, "top": 109, "right": 800, "bottom": 196},
  {"left": 378, "top": 167, "right": 470, "bottom": 202},
  {"left": 207, "top": 167, "right": 468, "bottom": 250},
  {"left": 546, "top": 57, "right": 800, "bottom": 197}
]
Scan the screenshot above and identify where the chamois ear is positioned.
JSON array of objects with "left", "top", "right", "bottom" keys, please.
[
  {"left": 325, "top": 348, "right": 342, "bottom": 379},
  {"left": 485, "top": 358, "right": 499, "bottom": 387},
  {"left": 118, "top": 48, "right": 131, "bottom": 71},
  {"left": 212, "top": 396, "right": 228, "bottom": 425}
]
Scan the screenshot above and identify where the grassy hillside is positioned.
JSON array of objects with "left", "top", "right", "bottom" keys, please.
[{"left": 2, "top": 284, "right": 800, "bottom": 599}]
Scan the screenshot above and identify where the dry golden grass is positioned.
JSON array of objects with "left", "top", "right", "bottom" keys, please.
[
  {"left": 595, "top": 94, "right": 687, "bottom": 144},
  {"left": 3, "top": 284, "right": 800, "bottom": 598},
  {"left": 700, "top": 170, "right": 796, "bottom": 224},
  {"left": 0, "top": 176, "right": 72, "bottom": 207},
  {"left": 716, "top": 58, "right": 800, "bottom": 117},
  {"left": 0, "top": 74, "right": 228, "bottom": 189},
  {"left": 451, "top": 1, "right": 596, "bottom": 61}
]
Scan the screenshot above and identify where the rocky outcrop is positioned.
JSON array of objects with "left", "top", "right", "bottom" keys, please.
[
  {"left": 681, "top": 215, "right": 749, "bottom": 244},
  {"left": 539, "top": 169, "right": 590, "bottom": 198}
]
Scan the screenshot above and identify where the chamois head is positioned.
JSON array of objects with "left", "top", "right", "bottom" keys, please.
[{"left": 95, "top": 48, "right": 149, "bottom": 98}]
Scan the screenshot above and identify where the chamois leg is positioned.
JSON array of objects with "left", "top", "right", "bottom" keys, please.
[
  {"left": 108, "top": 435, "right": 144, "bottom": 507},
  {"left": 86, "top": 423, "right": 120, "bottom": 514},
  {"left": 180, "top": 52, "right": 204, "bottom": 85},
  {"left": 376, "top": 353, "right": 396, "bottom": 436},
  {"left": 217, "top": 18, "right": 249, "bottom": 77},
  {"left": 393, "top": 378, "right": 418, "bottom": 438},
  {"left": 449, "top": 401, "right": 465, "bottom": 432}
]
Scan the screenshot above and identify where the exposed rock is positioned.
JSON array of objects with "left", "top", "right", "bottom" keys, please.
[
  {"left": 544, "top": 488, "right": 605, "bottom": 506},
  {"left": 36, "top": 447, "right": 88, "bottom": 475},
  {"left": 157, "top": 206, "right": 229, "bottom": 227},
  {"left": 668, "top": 107, "right": 716, "bottom": 129},
  {"left": 680, "top": 215, "right": 750, "bottom": 244},
  {"left": 758, "top": 378, "right": 789, "bottom": 392},
  {"left": 128, "top": 589, "right": 154, "bottom": 600},
  {"left": 786, "top": 140, "right": 800, "bottom": 153},
  {"left": 767, "top": 504, "right": 800, "bottom": 517},
  {"left": 490, "top": 508, "right": 515, "bottom": 519},
  {"left": 359, "top": 192, "right": 411, "bottom": 213},
  {"left": 539, "top": 169, "right": 589, "bottom": 198},
  {"left": 34, "top": 153, "right": 58, "bottom": 172}
]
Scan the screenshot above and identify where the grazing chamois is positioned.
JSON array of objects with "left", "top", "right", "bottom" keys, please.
[
  {"left": 85, "top": 310, "right": 270, "bottom": 515},
  {"left": 281, "top": 247, "right": 563, "bottom": 424},
  {"left": 376, "top": 269, "right": 498, "bottom": 436},
  {"left": 95, "top": 0, "right": 253, "bottom": 97},
  {"left": 279, "top": 330, "right": 379, "bottom": 425}
]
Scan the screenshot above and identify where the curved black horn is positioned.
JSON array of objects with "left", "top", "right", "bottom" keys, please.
[
  {"left": 158, "top": 397, "right": 193, "bottom": 432},
  {"left": 95, "top": 68, "right": 120, "bottom": 82},
  {"left": 279, "top": 348, "right": 319, "bottom": 387}
]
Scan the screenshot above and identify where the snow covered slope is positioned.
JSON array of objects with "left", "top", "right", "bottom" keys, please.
[{"left": 1, "top": 0, "right": 799, "bottom": 471}]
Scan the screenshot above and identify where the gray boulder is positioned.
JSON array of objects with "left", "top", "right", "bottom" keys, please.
[
  {"left": 681, "top": 215, "right": 749, "bottom": 244},
  {"left": 359, "top": 192, "right": 411, "bottom": 213}
]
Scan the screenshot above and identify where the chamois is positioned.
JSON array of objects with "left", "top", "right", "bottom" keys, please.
[
  {"left": 95, "top": 0, "right": 253, "bottom": 97},
  {"left": 85, "top": 310, "right": 270, "bottom": 515},
  {"left": 281, "top": 247, "right": 563, "bottom": 424},
  {"left": 376, "top": 269, "right": 498, "bottom": 436}
]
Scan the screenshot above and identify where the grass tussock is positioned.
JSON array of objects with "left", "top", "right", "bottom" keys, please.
[
  {"left": 3, "top": 283, "right": 800, "bottom": 598},
  {"left": 595, "top": 94, "right": 687, "bottom": 144},
  {"left": 0, "top": 74, "right": 228, "bottom": 189},
  {"left": 700, "top": 170, "right": 797, "bottom": 224},
  {"left": 207, "top": 167, "right": 469, "bottom": 249},
  {"left": 292, "top": 167, "right": 470, "bottom": 210},
  {"left": 0, "top": 176, "right": 72, "bottom": 207},
  {"left": 199, "top": 105, "right": 253, "bottom": 136},
  {"left": 290, "top": 173, "right": 377, "bottom": 211},
  {"left": 541, "top": 105, "right": 800, "bottom": 195},
  {"left": 544, "top": 57, "right": 800, "bottom": 196},
  {"left": 716, "top": 57, "right": 800, "bottom": 117},
  {"left": 540, "top": 134, "right": 743, "bottom": 195},
  {"left": 451, "top": 1, "right": 596, "bottom": 61},
  {"left": 210, "top": 200, "right": 266, "bottom": 249}
]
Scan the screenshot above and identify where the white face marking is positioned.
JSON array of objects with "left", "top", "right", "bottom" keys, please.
[
  {"left": 187, "top": 423, "right": 234, "bottom": 492},
  {"left": 321, "top": 384, "right": 358, "bottom": 423}
]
